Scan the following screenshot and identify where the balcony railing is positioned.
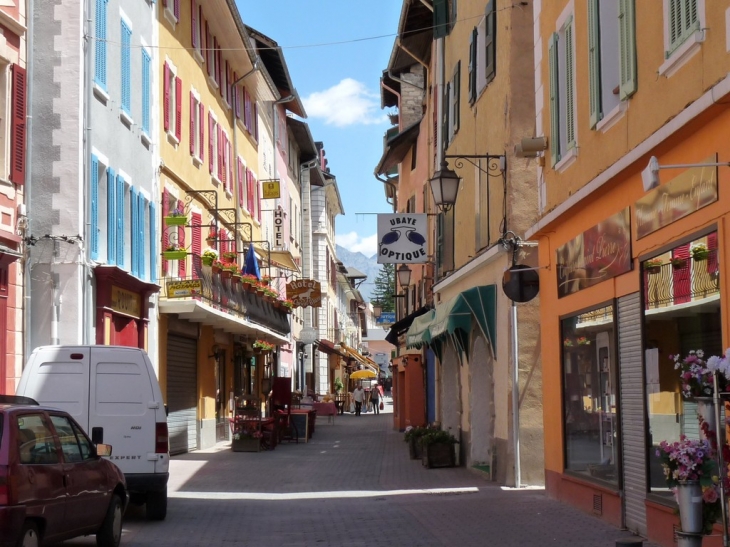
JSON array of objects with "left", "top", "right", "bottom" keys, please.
[
  {"left": 161, "top": 258, "right": 290, "bottom": 337},
  {"left": 643, "top": 251, "right": 719, "bottom": 311}
]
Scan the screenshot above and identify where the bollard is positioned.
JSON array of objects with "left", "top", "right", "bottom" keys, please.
[{"left": 615, "top": 538, "right": 644, "bottom": 547}]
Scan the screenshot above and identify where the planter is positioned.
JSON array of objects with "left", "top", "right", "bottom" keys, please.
[
  {"left": 645, "top": 266, "right": 661, "bottom": 275},
  {"left": 692, "top": 250, "right": 709, "bottom": 262},
  {"left": 672, "top": 259, "right": 687, "bottom": 270},
  {"left": 676, "top": 531, "right": 703, "bottom": 547},
  {"left": 163, "top": 250, "right": 187, "bottom": 260},
  {"left": 421, "top": 442, "right": 455, "bottom": 468},
  {"left": 677, "top": 480, "right": 703, "bottom": 534},
  {"left": 212, "top": 265, "right": 222, "bottom": 274},
  {"left": 232, "top": 275, "right": 241, "bottom": 284},
  {"left": 221, "top": 270, "right": 232, "bottom": 279},
  {"left": 164, "top": 215, "right": 187, "bottom": 226},
  {"left": 232, "top": 437, "right": 260, "bottom": 452},
  {"left": 202, "top": 256, "right": 215, "bottom": 267},
  {"left": 408, "top": 437, "right": 423, "bottom": 460}
]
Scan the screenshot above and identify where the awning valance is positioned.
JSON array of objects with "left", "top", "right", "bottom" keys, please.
[
  {"left": 340, "top": 343, "right": 379, "bottom": 374},
  {"left": 264, "top": 249, "right": 300, "bottom": 273},
  {"left": 385, "top": 306, "right": 431, "bottom": 345},
  {"left": 405, "top": 285, "right": 497, "bottom": 358},
  {"left": 316, "top": 339, "right": 347, "bottom": 358}
]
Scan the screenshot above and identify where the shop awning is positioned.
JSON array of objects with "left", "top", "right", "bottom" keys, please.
[
  {"left": 385, "top": 306, "right": 432, "bottom": 345},
  {"left": 340, "top": 343, "right": 379, "bottom": 374},
  {"left": 315, "top": 339, "right": 347, "bottom": 358},
  {"left": 405, "top": 285, "right": 497, "bottom": 359},
  {"left": 262, "top": 249, "right": 300, "bottom": 273}
]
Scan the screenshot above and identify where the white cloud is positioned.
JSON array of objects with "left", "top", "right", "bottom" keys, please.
[
  {"left": 303, "top": 79, "right": 387, "bottom": 127},
  {"left": 336, "top": 232, "right": 378, "bottom": 257}
]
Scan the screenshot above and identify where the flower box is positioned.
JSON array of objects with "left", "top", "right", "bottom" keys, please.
[
  {"left": 408, "top": 437, "right": 423, "bottom": 460},
  {"left": 232, "top": 437, "right": 260, "bottom": 452},
  {"left": 421, "top": 442, "right": 455, "bottom": 468},
  {"left": 163, "top": 250, "right": 187, "bottom": 260},
  {"left": 164, "top": 215, "right": 187, "bottom": 226}
]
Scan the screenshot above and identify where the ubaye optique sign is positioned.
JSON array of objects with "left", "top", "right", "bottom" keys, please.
[{"left": 377, "top": 213, "right": 428, "bottom": 264}]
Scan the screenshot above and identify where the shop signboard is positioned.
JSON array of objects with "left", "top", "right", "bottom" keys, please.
[
  {"left": 111, "top": 286, "right": 141, "bottom": 318},
  {"left": 377, "top": 213, "right": 428, "bottom": 264},
  {"left": 274, "top": 207, "right": 285, "bottom": 248},
  {"left": 635, "top": 155, "right": 718, "bottom": 239},
  {"left": 286, "top": 279, "right": 322, "bottom": 308},
  {"left": 262, "top": 179, "right": 281, "bottom": 199},
  {"left": 376, "top": 312, "right": 396, "bottom": 324},
  {"left": 166, "top": 279, "right": 202, "bottom": 298},
  {"left": 556, "top": 208, "right": 632, "bottom": 298}
]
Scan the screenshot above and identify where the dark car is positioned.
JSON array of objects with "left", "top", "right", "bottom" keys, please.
[{"left": 0, "top": 396, "right": 128, "bottom": 547}]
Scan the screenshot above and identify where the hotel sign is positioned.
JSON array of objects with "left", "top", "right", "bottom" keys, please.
[
  {"left": 274, "top": 207, "right": 285, "bottom": 248},
  {"left": 635, "top": 155, "right": 718, "bottom": 239},
  {"left": 286, "top": 279, "right": 322, "bottom": 308},
  {"left": 556, "top": 208, "right": 632, "bottom": 298},
  {"left": 262, "top": 179, "right": 280, "bottom": 199},
  {"left": 166, "top": 279, "right": 202, "bottom": 298},
  {"left": 111, "top": 286, "right": 141, "bottom": 318}
]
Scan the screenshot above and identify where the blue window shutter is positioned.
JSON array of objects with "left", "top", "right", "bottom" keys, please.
[
  {"left": 149, "top": 203, "right": 157, "bottom": 283},
  {"left": 116, "top": 174, "right": 125, "bottom": 268},
  {"left": 106, "top": 167, "right": 116, "bottom": 264},
  {"left": 121, "top": 21, "right": 131, "bottom": 113},
  {"left": 139, "top": 197, "right": 147, "bottom": 279},
  {"left": 90, "top": 155, "right": 100, "bottom": 260},
  {"left": 130, "top": 187, "right": 137, "bottom": 276},
  {"left": 95, "top": 0, "right": 107, "bottom": 89},
  {"left": 142, "top": 50, "right": 151, "bottom": 134}
]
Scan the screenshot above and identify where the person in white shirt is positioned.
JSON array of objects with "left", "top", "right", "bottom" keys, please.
[{"left": 352, "top": 384, "right": 365, "bottom": 416}]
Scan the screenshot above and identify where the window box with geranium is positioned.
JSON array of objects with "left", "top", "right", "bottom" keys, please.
[
  {"left": 281, "top": 299, "right": 294, "bottom": 313},
  {"left": 164, "top": 208, "right": 187, "bottom": 226},
  {"left": 221, "top": 251, "right": 237, "bottom": 264},
  {"left": 252, "top": 340, "right": 275, "bottom": 354},
  {"left": 691, "top": 242, "right": 709, "bottom": 262},
  {"left": 671, "top": 257, "right": 688, "bottom": 270},
  {"left": 644, "top": 257, "right": 664, "bottom": 274},
  {"left": 163, "top": 245, "right": 187, "bottom": 261},
  {"left": 211, "top": 260, "right": 225, "bottom": 273},
  {"left": 201, "top": 249, "right": 218, "bottom": 266}
]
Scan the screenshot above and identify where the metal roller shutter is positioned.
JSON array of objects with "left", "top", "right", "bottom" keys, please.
[
  {"left": 618, "top": 293, "right": 647, "bottom": 536},
  {"left": 167, "top": 334, "right": 198, "bottom": 455}
]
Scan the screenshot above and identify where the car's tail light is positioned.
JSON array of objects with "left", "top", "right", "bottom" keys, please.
[
  {"left": 155, "top": 422, "right": 168, "bottom": 454},
  {"left": 0, "top": 465, "right": 9, "bottom": 505}
]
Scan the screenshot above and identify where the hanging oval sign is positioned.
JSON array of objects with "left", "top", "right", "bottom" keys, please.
[{"left": 502, "top": 264, "right": 540, "bottom": 303}]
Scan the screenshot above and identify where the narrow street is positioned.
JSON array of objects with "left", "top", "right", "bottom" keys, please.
[{"left": 61, "top": 399, "right": 657, "bottom": 547}]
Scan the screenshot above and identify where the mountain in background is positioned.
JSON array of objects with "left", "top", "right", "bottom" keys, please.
[{"left": 335, "top": 244, "right": 380, "bottom": 303}]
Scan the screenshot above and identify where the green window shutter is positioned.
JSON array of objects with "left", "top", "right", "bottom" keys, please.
[
  {"left": 587, "top": 0, "right": 601, "bottom": 129},
  {"left": 484, "top": 0, "right": 496, "bottom": 84},
  {"left": 468, "top": 28, "right": 476, "bottom": 103},
  {"left": 442, "top": 82, "right": 450, "bottom": 147},
  {"left": 564, "top": 17, "right": 575, "bottom": 151},
  {"left": 453, "top": 61, "right": 460, "bottom": 134},
  {"left": 548, "top": 33, "right": 560, "bottom": 166},
  {"left": 619, "top": 0, "right": 637, "bottom": 100},
  {"left": 434, "top": 0, "right": 449, "bottom": 39}
]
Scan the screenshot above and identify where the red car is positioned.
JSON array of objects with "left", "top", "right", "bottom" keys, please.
[{"left": 0, "top": 395, "right": 128, "bottom": 547}]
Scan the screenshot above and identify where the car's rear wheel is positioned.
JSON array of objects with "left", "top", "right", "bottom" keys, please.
[
  {"left": 16, "top": 522, "right": 39, "bottom": 547},
  {"left": 96, "top": 494, "right": 123, "bottom": 547},
  {"left": 145, "top": 487, "right": 167, "bottom": 520}
]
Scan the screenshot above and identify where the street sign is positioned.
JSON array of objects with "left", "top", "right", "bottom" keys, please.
[{"left": 376, "top": 312, "right": 395, "bottom": 324}]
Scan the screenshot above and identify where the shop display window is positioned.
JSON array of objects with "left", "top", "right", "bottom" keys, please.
[
  {"left": 561, "top": 304, "right": 618, "bottom": 485},
  {"left": 643, "top": 233, "right": 721, "bottom": 494}
]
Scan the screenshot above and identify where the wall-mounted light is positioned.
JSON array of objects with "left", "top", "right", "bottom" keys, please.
[
  {"left": 640, "top": 155, "right": 730, "bottom": 192},
  {"left": 397, "top": 264, "right": 412, "bottom": 288},
  {"left": 372, "top": 302, "right": 382, "bottom": 319},
  {"left": 514, "top": 137, "right": 548, "bottom": 158},
  {"left": 209, "top": 344, "right": 221, "bottom": 359}
]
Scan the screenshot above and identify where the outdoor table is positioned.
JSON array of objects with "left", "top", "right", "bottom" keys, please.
[{"left": 312, "top": 401, "right": 337, "bottom": 424}]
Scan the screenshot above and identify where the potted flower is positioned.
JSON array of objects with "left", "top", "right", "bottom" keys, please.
[
  {"left": 404, "top": 426, "right": 429, "bottom": 460},
  {"left": 221, "top": 251, "right": 237, "bottom": 264},
  {"left": 211, "top": 260, "right": 225, "bottom": 274},
  {"left": 231, "top": 417, "right": 263, "bottom": 452},
  {"left": 220, "top": 262, "right": 237, "bottom": 278},
  {"left": 644, "top": 257, "right": 664, "bottom": 274},
  {"left": 691, "top": 242, "right": 709, "bottom": 261},
  {"left": 656, "top": 436, "right": 720, "bottom": 536},
  {"left": 671, "top": 257, "right": 688, "bottom": 270},
  {"left": 201, "top": 249, "right": 218, "bottom": 267},
  {"left": 672, "top": 350, "right": 726, "bottom": 400},
  {"left": 577, "top": 336, "right": 590, "bottom": 346},
  {"left": 252, "top": 340, "right": 275, "bottom": 354},
  {"left": 164, "top": 207, "right": 187, "bottom": 226},
  {"left": 419, "top": 429, "right": 457, "bottom": 468},
  {"left": 163, "top": 244, "right": 186, "bottom": 261},
  {"left": 281, "top": 299, "right": 294, "bottom": 313}
]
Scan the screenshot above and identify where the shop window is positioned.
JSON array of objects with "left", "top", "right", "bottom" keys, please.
[
  {"left": 643, "top": 233, "right": 721, "bottom": 494},
  {"left": 561, "top": 304, "right": 617, "bottom": 485}
]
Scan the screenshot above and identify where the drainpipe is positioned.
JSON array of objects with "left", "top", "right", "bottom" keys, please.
[
  {"left": 23, "top": 0, "right": 35, "bottom": 357},
  {"left": 374, "top": 173, "right": 398, "bottom": 212},
  {"left": 511, "top": 300, "right": 521, "bottom": 488},
  {"left": 299, "top": 159, "right": 316, "bottom": 392},
  {"left": 82, "top": 0, "right": 93, "bottom": 344},
  {"left": 387, "top": 67, "right": 423, "bottom": 90}
]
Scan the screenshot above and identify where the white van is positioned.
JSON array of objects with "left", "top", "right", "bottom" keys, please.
[{"left": 17, "top": 345, "right": 170, "bottom": 520}]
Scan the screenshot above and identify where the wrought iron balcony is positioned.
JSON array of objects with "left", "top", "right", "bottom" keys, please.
[{"left": 643, "top": 251, "right": 719, "bottom": 311}]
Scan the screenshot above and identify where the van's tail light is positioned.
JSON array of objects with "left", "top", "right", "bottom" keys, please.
[
  {"left": 155, "top": 422, "right": 168, "bottom": 454},
  {"left": 0, "top": 465, "right": 9, "bottom": 505}
]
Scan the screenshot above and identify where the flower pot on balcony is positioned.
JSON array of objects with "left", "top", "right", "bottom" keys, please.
[
  {"left": 232, "top": 437, "right": 260, "bottom": 452},
  {"left": 672, "top": 259, "right": 687, "bottom": 270},
  {"left": 163, "top": 250, "right": 187, "bottom": 261},
  {"left": 164, "top": 216, "right": 187, "bottom": 226},
  {"left": 212, "top": 264, "right": 222, "bottom": 274},
  {"left": 645, "top": 266, "right": 661, "bottom": 275},
  {"left": 202, "top": 256, "right": 215, "bottom": 267},
  {"left": 221, "top": 270, "right": 232, "bottom": 279},
  {"left": 692, "top": 250, "right": 709, "bottom": 262}
]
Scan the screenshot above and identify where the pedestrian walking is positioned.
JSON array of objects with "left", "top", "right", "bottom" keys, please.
[
  {"left": 352, "top": 384, "right": 365, "bottom": 416},
  {"left": 370, "top": 382, "right": 380, "bottom": 415}
]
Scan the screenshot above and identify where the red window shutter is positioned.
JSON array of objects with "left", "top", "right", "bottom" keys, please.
[
  {"left": 163, "top": 63, "right": 170, "bottom": 131},
  {"left": 191, "top": 0, "right": 198, "bottom": 48},
  {"left": 162, "top": 0, "right": 167, "bottom": 6},
  {"left": 253, "top": 103, "right": 258, "bottom": 141},
  {"left": 225, "top": 60, "right": 230, "bottom": 104},
  {"left": 199, "top": 7, "right": 205, "bottom": 52},
  {"left": 247, "top": 169, "right": 254, "bottom": 213},
  {"left": 162, "top": 190, "right": 170, "bottom": 274},
  {"left": 233, "top": 73, "right": 239, "bottom": 117},
  {"left": 208, "top": 114, "right": 214, "bottom": 173},
  {"left": 244, "top": 88, "right": 250, "bottom": 130},
  {"left": 217, "top": 46, "right": 222, "bottom": 93},
  {"left": 213, "top": 38, "right": 219, "bottom": 84},
  {"left": 189, "top": 92, "right": 195, "bottom": 155},
  {"left": 199, "top": 103, "right": 205, "bottom": 163},
  {"left": 708, "top": 232, "right": 718, "bottom": 273},
  {"left": 206, "top": 22, "right": 212, "bottom": 76},
  {"left": 10, "top": 64, "right": 26, "bottom": 185},
  {"left": 217, "top": 125, "right": 223, "bottom": 180},
  {"left": 237, "top": 158, "right": 244, "bottom": 207},
  {"left": 228, "top": 141, "right": 233, "bottom": 192},
  {"left": 192, "top": 212, "right": 202, "bottom": 278},
  {"left": 220, "top": 132, "right": 227, "bottom": 187},
  {"left": 177, "top": 199, "right": 186, "bottom": 278},
  {"left": 175, "top": 77, "right": 182, "bottom": 141}
]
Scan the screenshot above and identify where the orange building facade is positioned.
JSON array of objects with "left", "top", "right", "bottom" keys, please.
[{"left": 529, "top": 1, "right": 730, "bottom": 544}]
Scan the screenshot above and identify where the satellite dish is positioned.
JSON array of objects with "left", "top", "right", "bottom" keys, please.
[{"left": 502, "top": 264, "right": 540, "bottom": 303}]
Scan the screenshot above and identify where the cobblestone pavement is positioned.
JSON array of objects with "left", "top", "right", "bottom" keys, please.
[{"left": 57, "top": 398, "right": 660, "bottom": 546}]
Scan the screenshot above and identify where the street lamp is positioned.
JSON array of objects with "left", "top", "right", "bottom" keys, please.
[
  {"left": 429, "top": 160, "right": 461, "bottom": 213},
  {"left": 397, "top": 264, "right": 412, "bottom": 289},
  {"left": 372, "top": 302, "right": 382, "bottom": 319}
]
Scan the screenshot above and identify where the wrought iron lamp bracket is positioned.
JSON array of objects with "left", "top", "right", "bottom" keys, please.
[{"left": 444, "top": 154, "right": 506, "bottom": 176}]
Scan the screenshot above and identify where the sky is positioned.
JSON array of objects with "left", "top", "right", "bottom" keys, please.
[{"left": 237, "top": 0, "right": 402, "bottom": 259}]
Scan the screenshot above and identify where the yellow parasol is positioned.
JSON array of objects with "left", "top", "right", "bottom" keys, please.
[{"left": 350, "top": 369, "right": 377, "bottom": 380}]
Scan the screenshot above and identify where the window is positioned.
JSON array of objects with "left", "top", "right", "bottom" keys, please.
[
  {"left": 667, "top": 0, "right": 699, "bottom": 55},
  {"left": 131, "top": 188, "right": 139, "bottom": 277},
  {"left": 468, "top": 28, "right": 477, "bottom": 102},
  {"left": 163, "top": 0, "right": 180, "bottom": 24},
  {"left": 90, "top": 154, "right": 105, "bottom": 260},
  {"left": 106, "top": 166, "right": 116, "bottom": 264},
  {"left": 94, "top": 0, "right": 108, "bottom": 90},
  {"left": 449, "top": 62, "right": 460, "bottom": 141},
  {"left": 587, "top": 0, "right": 636, "bottom": 130},
  {"left": 50, "top": 415, "right": 84, "bottom": 463},
  {"left": 562, "top": 305, "right": 617, "bottom": 485},
  {"left": 208, "top": 112, "right": 221, "bottom": 182},
  {"left": 548, "top": 14, "right": 577, "bottom": 168},
  {"left": 190, "top": 92, "right": 204, "bottom": 162},
  {"left": 16, "top": 414, "right": 59, "bottom": 465},
  {"left": 659, "top": 0, "right": 704, "bottom": 77},
  {"left": 191, "top": 0, "right": 201, "bottom": 58},
  {"left": 120, "top": 20, "right": 131, "bottom": 115},
  {"left": 483, "top": 0, "right": 496, "bottom": 87},
  {"left": 436, "top": 210, "right": 454, "bottom": 277},
  {"left": 141, "top": 50, "right": 151, "bottom": 135},
  {"left": 433, "top": 0, "right": 456, "bottom": 38},
  {"left": 10, "top": 63, "right": 25, "bottom": 185},
  {"left": 163, "top": 61, "right": 181, "bottom": 143}
]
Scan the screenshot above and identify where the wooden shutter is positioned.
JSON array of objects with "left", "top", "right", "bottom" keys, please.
[
  {"left": 237, "top": 158, "right": 244, "bottom": 207},
  {"left": 442, "top": 82, "right": 449, "bottom": 148},
  {"left": 484, "top": 0, "right": 495, "bottom": 84},
  {"left": 192, "top": 212, "right": 202, "bottom": 278},
  {"left": 564, "top": 17, "right": 575, "bottom": 150},
  {"left": 130, "top": 187, "right": 138, "bottom": 276},
  {"left": 253, "top": 103, "right": 258, "bottom": 141},
  {"left": 175, "top": 76, "right": 182, "bottom": 141},
  {"left": 220, "top": 132, "right": 227, "bottom": 187},
  {"left": 162, "top": 189, "right": 169, "bottom": 274},
  {"left": 246, "top": 168, "right": 254, "bottom": 212},
  {"left": 208, "top": 113, "right": 214, "bottom": 173},
  {"left": 107, "top": 168, "right": 116, "bottom": 264},
  {"left": 228, "top": 140, "right": 233, "bottom": 191},
  {"left": 178, "top": 199, "right": 186, "bottom": 278},
  {"left": 244, "top": 88, "right": 250, "bottom": 131},
  {"left": 217, "top": 125, "right": 223, "bottom": 180},
  {"left": 173, "top": 0, "right": 180, "bottom": 19},
  {"left": 199, "top": 103, "right": 205, "bottom": 163},
  {"left": 10, "top": 64, "right": 26, "bottom": 184},
  {"left": 225, "top": 60, "right": 230, "bottom": 104},
  {"left": 138, "top": 197, "right": 146, "bottom": 279},
  {"left": 191, "top": 0, "right": 198, "bottom": 49},
  {"left": 468, "top": 28, "right": 477, "bottom": 103},
  {"left": 163, "top": 63, "right": 170, "bottom": 132},
  {"left": 90, "top": 155, "right": 100, "bottom": 259},
  {"left": 206, "top": 21, "right": 212, "bottom": 76},
  {"left": 116, "top": 174, "right": 125, "bottom": 267},
  {"left": 587, "top": 0, "right": 601, "bottom": 129},
  {"left": 548, "top": 33, "right": 560, "bottom": 166},
  {"left": 233, "top": 73, "right": 240, "bottom": 118},
  {"left": 452, "top": 62, "right": 460, "bottom": 134},
  {"left": 433, "top": 0, "right": 449, "bottom": 39},
  {"left": 189, "top": 92, "right": 195, "bottom": 155},
  {"left": 619, "top": 0, "right": 637, "bottom": 100}
]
